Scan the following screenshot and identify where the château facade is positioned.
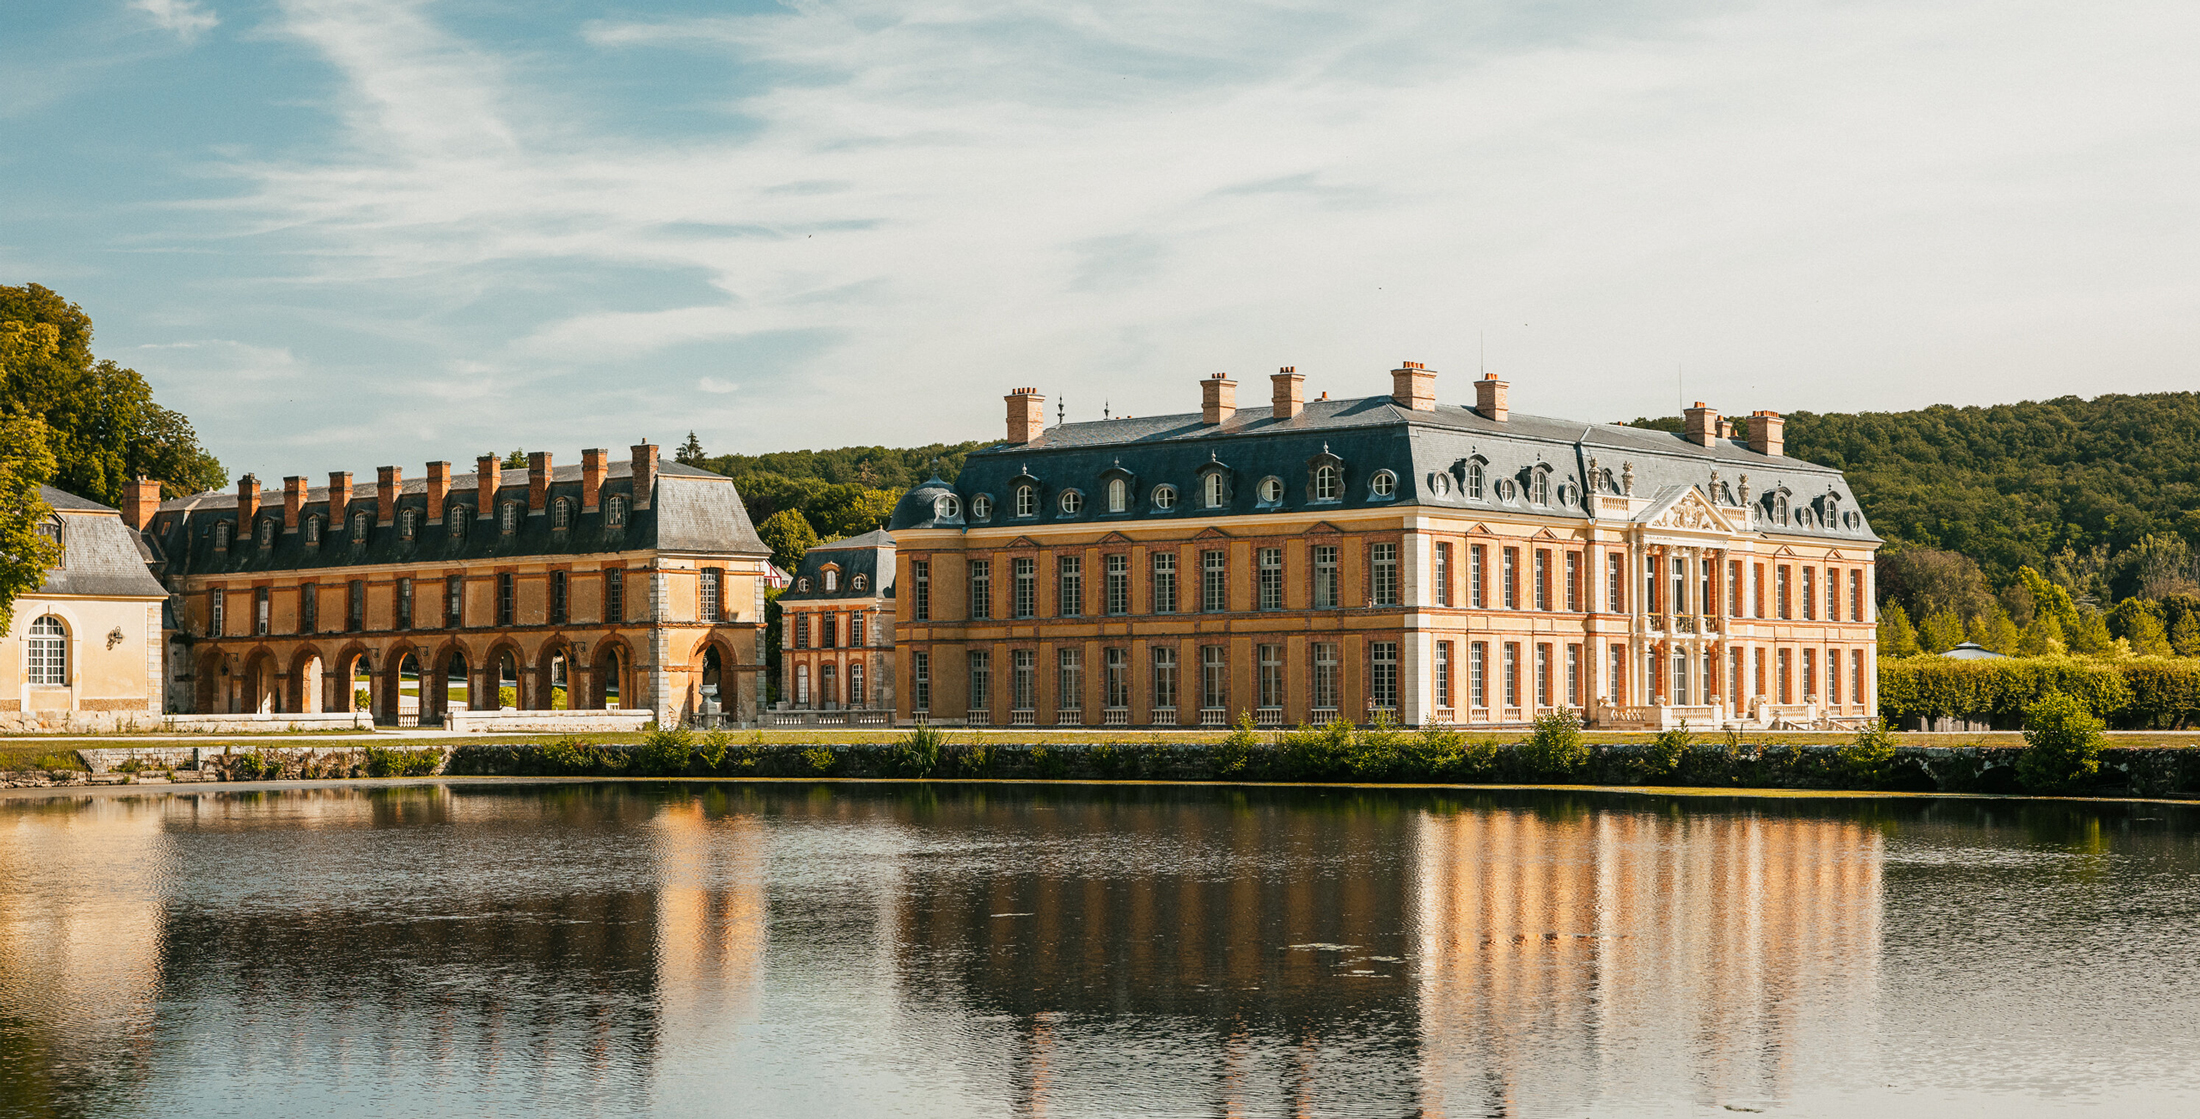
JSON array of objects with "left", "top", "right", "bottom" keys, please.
[
  {"left": 774, "top": 529, "right": 896, "bottom": 724},
  {"left": 888, "top": 364, "right": 1879, "bottom": 729},
  {"left": 140, "top": 444, "right": 772, "bottom": 727}
]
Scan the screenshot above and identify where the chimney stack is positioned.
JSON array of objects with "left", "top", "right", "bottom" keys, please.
[
  {"left": 237, "top": 475, "right": 261, "bottom": 526},
  {"left": 327, "top": 472, "right": 352, "bottom": 531},
  {"left": 1004, "top": 388, "right": 1045, "bottom": 445},
  {"left": 283, "top": 476, "right": 306, "bottom": 531},
  {"left": 528, "top": 451, "right": 552, "bottom": 513},
  {"left": 1717, "top": 417, "right": 1735, "bottom": 440},
  {"left": 1201, "top": 374, "right": 1236, "bottom": 425},
  {"left": 476, "top": 455, "right": 500, "bottom": 520},
  {"left": 425, "top": 461, "right": 451, "bottom": 523},
  {"left": 1474, "top": 374, "right": 1509, "bottom": 422},
  {"left": 1683, "top": 402, "right": 1720, "bottom": 448},
  {"left": 1390, "top": 361, "right": 1436, "bottom": 411},
  {"left": 582, "top": 448, "right": 608, "bottom": 512},
  {"left": 376, "top": 465, "right": 401, "bottom": 525},
  {"left": 122, "top": 476, "right": 159, "bottom": 532},
  {"left": 631, "top": 442, "right": 659, "bottom": 510},
  {"left": 1271, "top": 367, "right": 1304, "bottom": 420},
  {"left": 1748, "top": 411, "right": 1785, "bottom": 457}
]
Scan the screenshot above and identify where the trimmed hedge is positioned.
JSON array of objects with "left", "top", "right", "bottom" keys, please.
[{"left": 1879, "top": 655, "right": 2200, "bottom": 729}]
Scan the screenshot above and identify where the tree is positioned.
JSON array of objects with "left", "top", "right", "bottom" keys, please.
[
  {"left": 1968, "top": 604, "right": 2020, "bottom": 654},
  {"left": 675, "top": 431, "right": 706, "bottom": 466},
  {"left": 2124, "top": 611, "right": 2173, "bottom": 657},
  {"left": 1878, "top": 603, "right": 1921, "bottom": 657},
  {"left": 1917, "top": 609, "right": 1966, "bottom": 654},
  {"left": 501, "top": 448, "right": 527, "bottom": 469},
  {"left": 806, "top": 483, "right": 897, "bottom": 540},
  {"left": 0, "top": 285, "right": 225, "bottom": 503},
  {"left": 2017, "top": 611, "right": 2066, "bottom": 656},
  {"left": 1879, "top": 546, "right": 1996, "bottom": 624},
  {"left": 756, "top": 509, "right": 818, "bottom": 572},
  {"left": 2016, "top": 692, "right": 2104, "bottom": 793},
  {"left": 0, "top": 412, "right": 60, "bottom": 635},
  {"left": 2066, "top": 609, "right": 2114, "bottom": 656},
  {"left": 2172, "top": 612, "right": 2200, "bottom": 658}
]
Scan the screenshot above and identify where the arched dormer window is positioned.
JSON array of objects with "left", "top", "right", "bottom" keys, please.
[
  {"left": 1369, "top": 470, "right": 1397, "bottom": 500},
  {"left": 26, "top": 616, "right": 66, "bottom": 685},
  {"left": 1014, "top": 484, "right": 1037, "bottom": 518},
  {"left": 449, "top": 508, "right": 470, "bottom": 538},
  {"left": 823, "top": 568, "right": 839, "bottom": 592},
  {"left": 1528, "top": 466, "right": 1550, "bottom": 506},
  {"left": 350, "top": 512, "right": 369, "bottom": 539},
  {"left": 304, "top": 516, "right": 321, "bottom": 546},
  {"left": 258, "top": 518, "right": 276, "bottom": 548},
  {"left": 1463, "top": 457, "right": 1487, "bottom": 500},
  {"left": 499, "top": 502, "right": 520, "bottom": 535},
  {"left": 551, "top": 498, "right": 572, "bottom": 530},
  {"left": 399, "top": 509, "right": 419, "bottom": 539},
  {"left": 213, "top": 521, "right": 232, "bottom": 550},
  {"left": 606, "top": 495, "right": 628, "bottom": 528},
  {"left": 1770, "top": 492, "right": 1790, "bottom": 526},
  {"left": 1197, "top": 465, "right": 1231, "bottom": 510},
  {"left": 1312, "top": 464, "right": 1340, "bottom": 502},
  {"left": 1106, "top": 477, "right": 1128, "bottom": 513}
]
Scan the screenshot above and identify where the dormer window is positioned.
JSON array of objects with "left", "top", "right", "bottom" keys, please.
[
  {"left": 970, "top": 493, "right": 993, "bottom": 520},
  {"left": 1312, "top": 464, "right": 1341, "bottom": 502},
  {"left": 497, "top": 502, "right": 519, "bottom": 534},
  {"left": 1106, "top": 478, "right": 1127, "bottom": 513},
  {"left": 852, "top": 574, "right": 868, "bottom": 591},
  {"left": 606, "top": 495, "right": 628, "bottom": 528},
  {"left": 824, "top": 569, "right": 839, "bottom": 592},
  {"left": 551, "top": 498, "right": 572, "bottom": 530},
  {"left": 1495, "top": 478, "right": 1519, "bottom": 504},
  {"left": 1202, "top": 472, "right": 1227, "bottom": 509},
  {"left": 1151, "top": 484, "right": 1176, "bottom": 511},
  {"left": 304, "top": 516, "right": 321, "bottom": 546},
  {"left": 1015, "top": 485, "right": 1036, "bottom": 518},
  {"left": 796, "top": 577, "right": 811, "bottom": 591},
  {"left": 1428, "top": 472, "right": 1452, "bottom": 498},
  {"left": 1258, "top": 476, "right": 1284, "bottom": 505},
  {"left": 399, "top": 509, "right": 419, "bottom": 539},
  {"left": 1059, "top": 490, "right": 1084, "bottom": 515},
  {"left": 1528, "top": 468, "right": 1548, "bottom": 506},
  {"left": 258, "top": 518, "right": 275, "bottom": 547},
  {"left": 934, "top": 494, "right": 961, "bottom": 521},
  {"left": 1369, "top": 471, "right": 1396, "bottom": 499},
  {"left": 1771, "top": 494, "right": 1790, "bottom": 525},
  {"left": 450, "top": 508, "right": 470, "bottom": 538},
  {"left": 213, "top": 522, "right": 232, "bottom": 550},
  {"left": 1465, "top": 461, "right": 1485, "bottom": 499},
  {"left": 350, "top": 512, "right": 369, "bottom": 538},
  {"left": 37, "top": 517, "right": 62, "bottom": 564}
]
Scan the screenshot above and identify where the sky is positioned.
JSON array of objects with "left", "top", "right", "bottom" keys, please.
[{"left": 4, "top": 0, "right": 2197, "bottom": 484}]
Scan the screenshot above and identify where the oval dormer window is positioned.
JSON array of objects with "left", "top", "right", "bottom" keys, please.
[
  {"left": 1059, "top": 490, "right": 1083, "bottom": 515},
  {"left": 934, "top": 494, "right": 961, "bottom": 521},
  {"left": 971, "top": 493, "right": 993, "bottom": 520},
  {"left": 1369, "top": 470, "right": 1396, "bottom": 499},
  {"left": 1428, "top": 473, "right": 1452, "bottom": 498},
  {"left": 1152, "top": 485, "right": 1177, "bottom": 511}
]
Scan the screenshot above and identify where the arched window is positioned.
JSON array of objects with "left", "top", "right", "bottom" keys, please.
[
  {"left": 213, "top": 522, "right": 232, "bottom": 550},
  {"left": 1773, "top": 494, "right": 1790, "bottom": 525},
  {"left": 824, "top": 570, "right": 839, "bottom": 592},
  {"left": 1059, "top": 490, "right": 1083, "bottom": 515},
  {"left": 551, "top": 498, "right": 572, "bottom": 529},
  {"left": 1465, "top": 462, "right": 1484, "bottom": 499},
  {"left": 499, "top": 502, "right": 520, "bottom": 535},
  {"left": 350, "top": 512, "right": 369, "bottom": 538},
  {"left": 934, "top": 494, "right": 961, "bottom": 521},
  {"left": 1204, "top": 472, "right": 1226, "bottom": 509},
  {"left": 1107, "top": 478, "right": 1127, "bottom": 513},
  {"left": 1369, "top": 471, "right": 1396, "bottom": 499},
  {"left": 606, "top": 496, "right": 628, "bottom": 527},
  {"left": 1152, "top": 485, "right": 1176, "bottom": 510},
  {"left": 1529, "top": 470, "right": 1548, "bottom": 505},
  {"left": 257, "top": 518, "right": 275, "bottom": 547},
  {"left": 1015, "top": 485, "right": 1036, "bottom": 518},
  {"left": 399, "top": 509, "right": 419, "bottom": 539},
  {"left": 450, "top": 508, "right": 470, "bottom": 539},
  {"left": 305, "top": 516, "right": 321, "bottom": 545},
  {"left": 1312, "top": 464, "right": 1341, "bottom": 502},
  {"left": 26, "top": 616, "right": 65, "bottom": 685},
  {"left": 971, "top": 494, "right": 993, "bottom": 520}
]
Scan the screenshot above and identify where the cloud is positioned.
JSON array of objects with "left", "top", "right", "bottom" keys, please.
[
  {"left": 697, "top": 377, "right": 739, "bottom": 394},
  {"left": 133, "top": 0, "right": 219, "bottom": 41}
]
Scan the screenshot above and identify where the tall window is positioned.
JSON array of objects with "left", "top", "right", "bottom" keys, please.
[
  {"left": 969, "top": 650, "right": 992, "bottom": 711},
  {"left": 1257, "top": 548, "right": 1284, "bottom": 610},
  {"left": 1701, "top": 557, "right": 1714, "bottom": 615},
  {"left": 851, "top": 612, "right": 865, "bottom": 646},
  {"left": 256, "top": 586, "right": 271, "bottom": 635},
  {"left": 1536, "top": 644, "right": 1551, "bottom": 706},
  {"left": 301, "top": 583, "right": 318, "bottom": 633},
  {"left": 1015, "top": 485, "right": 1036, "bottom": 518},
  {"left": 1151, "top": 647, "right": 1178, "bottom": 710},
  {"left": 1731, "top": 647, "right": 1745, "bottom": 704},
  {"left": 1259, "top": 645, "right": 1284, "bottom": 709},
  {"left": 1777, "top": 648, "right": 1793, "bottom": 703},
  {"left": 1313, "top": 464, "right": 1341, "bottom": 501},
  {"left": 395, "top": 579, "right": 411, "bottom": 630},
  {"left": 500, "top": 502, "right": 520, "bottom": 535},
  {"left": 1200, "top": 645, "right": 1228, "bottom": 710},
  {"left": 1465, "top": 461, "right": 1484, "bottom": 499},
  {"left": 1105, "top": 648, "right": 1130, "bottom": 709},
  {"left": 450, "top": 509, "right": 468, "bottom": 539},
  {"left": 446, "top": 576, "right": 462, "bottom": 628},
  {"left": 1057, "top": 555, "right": 1083, "bottom": 617},
  {"left": 1203, "top": 472, "right": 1226, "bottom": 509},
  {"left": 1369, "top": 643, "right": 1398, "bottom": 709},
  {"left": 1777, "top": 565, "right": 1792, "bottom": 619},
  {"left": 551, "top": 571, "right": 568, "bottom": 625},
  {"left": 1313, "top": 545, "right": 1339, "bottom": 609},
  {"left": 1371, "top": 543, "right": 1398, "bottom": 606},
  {"left": 1201, "top": 550, "right": 1227, "bottom": 612},
  {"left": 399, "top": 509, "right": 418, "bottom": 539},
  {"left": 1566, "top": 643, "right": 1581, "bottom": 706},
  {"left": 1611, "top": 643, "right": 1628, "bottom": 705},
  {"left": 1533, "top": 550, "right": 1550, "bottom": 611},
  {"left": 1058, "top": 648, "right": 1083, "bottom": 713},
  {"left": 968, "top": 559, "right": 992, "bottom": 620},
  {"left": 551, "top": 498, "right": 572, "bottom": 530},
  {"left": 1435, "top": 641, "right": 1453, "bottom": 709},
  {"left": 1107, "top": 478, "right": 1128, "bottom": 513},
  {"left": 1011, "top": 650, "right": 1035, "bottom": 712},
  {"left": 1802, "top": 567, "right": 1816, "bottom": 620},
  {"left": 1852, "top": 650, "right": 1866, "bottom": 708},
  {"left": 1752, "top": 563, "right": 1765, "bottom": 617},
  {"left": 701, "top": 568, "right": 721, "bottom": 620},
  {"left": 850, "top": 662, "right": 866, "bottom": 707},
  {"left": 1503, "top": 642, "right": 1519, "bottom": 707},
  {"left": 1828, "top": 647, "right": 1842, "bottom": 704},
  {"left": 1565, "top": 551, "right": 1581, "bottom": 612},
  {"left": 605, "top": 495, "right": 627, "bottom": 527},
  {"left": 305, "top": 517, "right": 321, "bottom": 546},
  {"left": 1151, "top": 552, "right": 1178, "bottom": 614},
  {"left": 1608, "top": 552, "right": 1624, "bottom": 613},
  {"left": 1502, "top": 548, "right": 1519, "bottom": 609},
  {"left": 1311, "top": 643, "right": 1339, "bottom": 710},
  {"left": 1729, "top": 560, "right": 1744, "bottom": 616},
  {"left": 351, "top": 512, "right": 369, "bottom": 541},
  {"left": 26, "top": 617, "right": 65, "bottom": 684},
  {"left": 1671, "top": 555, "right": 1687, "bottom": 615},
  {"left": 1802, "top": 648, "right": 1817, "bottom": 700},
  {"left": 1470, "top": 642, "right": 1488, "bottom": 708},
  {"left": 1644, "top": 554, "right": 1659, "bottom": 614},
  {"left": 497, "top": 573, "right": 515, "bottom": 626},
  {"left": 348, "top": 580, "right": 365, "bottom": 632},
  {"left": 1851, "top": 570, "right": 1865, "bottom": 623},
  {"left": 1530, "top": 470, "right": 1548, "bottom": 505},
  {"left": 1671, "top": 648, "right": 1689, "bottom": 704},
  {"left": 210, "top": 588, "right": 225, "bottom": 636},
  {"left": 796, "top": 664, "right": 810, "bottom": 706},
  {"left": 910, "top": 560, "right": 929, "bottom": 621},
  {"left": 820, "top": 612, "right": 838, "bottom": 649},
  {"left": 1105, "top": 554, "right": 1129, "bottom": 615},
  {"left": 1471, "top": 544, "right": 1487, "bottom": 608},
  {"left": 911, "top": 651, "right": 931, "bottom": 712},
  {"left": 794, "top": 613, "right": 811, "bottom": 649},
  {"left": 1012, "top": 557, "right": 1036, "bottom": 618},
  {"left": 1435, "top": 543, "right": 1453, "bottom": 607}
]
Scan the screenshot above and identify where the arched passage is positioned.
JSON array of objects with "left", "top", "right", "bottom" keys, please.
[
  {"left": 592, "top": 643, "right": 628, "bottom": 710},
  {"left": 496, "top": 647, "right": 520, "bottom": 710},
  {"left": 394, "top": 651, "right": 422, "bottom": 725},
  {"left": 539, "top": 641, "right": 574, "bottom": 710},
  {"left": 290, "top": 648, "right": 326, "bottom": 713},
  {"left": 242, "top": 650, "right": 280, "bottom": 714},
  {"left": 440, "top": 647, "right": 473, "bottom": 712}
]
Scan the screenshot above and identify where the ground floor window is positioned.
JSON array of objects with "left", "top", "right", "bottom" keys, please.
[
  {"left": 969, "top": 650, "right": 991, "bottom": 711},
  {"left": 1311, "top": 643, "right": 1339, "bottom": 711},
  {"left": 1434, "top": 642, "right": 1452, "bottom": 710},
  {"left": 1369, "top": 642, "right": 1398, "bottom": 710},
  {"left": 910, "top": 652, "right": 930, "bottom": 712},
  {"left": 1258, "top": 644, "right": 1284, "bottom": 710},
  {"left": 1200, "top": 645, "right": 1227, "bottom": 711},
  {"left": 1151, "top": 646, "right": 1178, "bottom": 710},
  {"left": 27, "top": 616, "right": 64, "bottom": 685}
]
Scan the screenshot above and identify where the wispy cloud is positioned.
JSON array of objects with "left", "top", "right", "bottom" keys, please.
[{"left": 133, "top": 0, "right": 219, "bottom": 41}]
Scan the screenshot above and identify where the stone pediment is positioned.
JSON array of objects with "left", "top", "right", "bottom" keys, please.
[
  {"left": 1193, "top": 526, "right": 1234, "bottom": 540},
  {"left": 1464, "top": 522, "right": 1497, "bottom": 536},
  {"left": 1096, "top": 531, "right": 1133, "bottom": 544},
  {"left": 1007, "top": 536, "right": 1041, "bottom": 550},
  {"left": 1302, "top": 521, "right": 1344, "bottom": 537},
  {"left": 1634, "top": 486, "right": 1739, "bottom": 535}
]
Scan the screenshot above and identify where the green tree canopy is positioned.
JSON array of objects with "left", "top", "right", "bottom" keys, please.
[
  {"left": 1878, "top": 603, "right": 1920, "bottom": 657},
  {"left": 756, "top": 508, "right": 819, "bottom": 572},
  {"left": 0, "top": 283, "right": 225, "bottom": 504}
]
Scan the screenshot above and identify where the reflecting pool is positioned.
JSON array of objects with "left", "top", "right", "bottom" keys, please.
[{"left": 3, "top": 782, "right": 2197, "bottom": 1116}]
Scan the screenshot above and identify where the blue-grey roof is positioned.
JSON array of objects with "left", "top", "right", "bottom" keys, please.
[
  {"left": 891, "top": 395, "right": 1877, "bottom": 542},
  {"left": 1940, "top": 643, "right": 2009, "bottom": 660},
  {"left": 782, "top": 529, "right": 895, "bottom": 602},
  {"left": 35, "top": 486, "right": 168, "bottom": 599}
]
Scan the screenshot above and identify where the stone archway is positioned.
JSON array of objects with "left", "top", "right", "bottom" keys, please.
[
  {"left": 393, "top": 650, "right": 423, "bottom": 726},
  {"left": 291, "top": 648, "right": 326, "bottom": 713},
  {"left": 242, "top": 649, "right": 280, "bottom": 714},
  {"left": 439, "top": 646, "right": 474, "bottom": 712},
  {"left": 539, "top": 640, "right": 575, "bottom": 710},
  {"left": 591, "top": 643, "right": 630, "bottom": 710}
]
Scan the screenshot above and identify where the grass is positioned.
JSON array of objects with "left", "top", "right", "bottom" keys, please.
[{"left": 0, "top": 746, "right": 88, "bottom": 772}]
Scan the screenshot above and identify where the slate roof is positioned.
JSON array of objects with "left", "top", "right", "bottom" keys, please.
[
  {"left": 891, "top": 395, "right": 1876, "bottom": 543},
  {"left": 146, "top": 460, "right": 768, "bottom": 579},
  {"left": 781, "top": 529, "right": 896, "bottom": 602},
  {"left": 33, "top": 486, "right": 169, "bottom": 599}
]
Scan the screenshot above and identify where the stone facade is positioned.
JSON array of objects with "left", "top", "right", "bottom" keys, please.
[
  {"left": 0, "top": 487, "right": 168, "bottom": 732},
  {"left": 889, "top": 366, "right": 1879, "bottom": 730},
  {"left": 776, "top": 529, "right": 895, "bottom": 716},
  {"left": 140, "top": 444, "right": 773, "bottom": 727}
]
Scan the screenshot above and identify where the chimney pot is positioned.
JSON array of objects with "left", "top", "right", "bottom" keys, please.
[
  {"left": 1391, "top": 361, "right": 1437, "bottom": 411},
  {"left": 1473, "top": 373, "right": 1509, "bottom": 422},
  {"left": 1201, "top": 374, "right": 1237, "bottom": 425},
  {"left": 1004, "top": 388, "right": 1045, "bottom": 445},
  {"left": 1271, "top": 367, "right": 1305, "bottom": 420}
]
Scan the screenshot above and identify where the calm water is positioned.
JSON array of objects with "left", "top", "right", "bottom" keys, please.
[{"left": 3, "top": 781, "right": 2197, "bottom": 1118}]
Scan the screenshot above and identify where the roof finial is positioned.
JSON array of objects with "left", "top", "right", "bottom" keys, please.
[
  {"left": 1058, "top": 397, "right": 1066, "bottom": 427},
  {"left": 1104, "top": 400, "right": 1111, "bottom": 419}
]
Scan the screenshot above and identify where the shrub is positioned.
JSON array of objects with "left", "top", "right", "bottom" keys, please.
[
  {"left": 802, "top": 747, "right": 837, "bottom": 774},
  {"left": 536, "top": 736, "right": 593, "bottom": 774},
  {"left": 897, "top": 724, "right": 946, "bottom": 777},
  {"left": 365, "top": 746, "right": 443, "bottom": 778},
  {"left": 498, "top": 686, "right": 518, "bottom": 709},
  {"left": 1407, "top": 724, "right": 1495, "bottom": 779},
  {"left": 1348, "top": 711, "right": 1407, "bottom": 779},
  {"left": 2017, "top": 693, "right": 2105, "bottom": 793},
  {"left": 1278, "top": 719, "right": 1353, "bottom": 780},
  {"left": 353, "top": 688, "right": 371, "bottom": 711},
  {"left": 1214, "top": 712, "right": 1261, "bottom": 776},
  {"left": 634, "top": 724, "right": 696, "bottom": 776},
  {"left": 1836, "top": 720, "right": 1898, "bottom": 786},
  {"left": 1518, "top": 709, "right": 1587, "bottom": 777},
  {"left": 1642, "top": 723, "right": 1692, "bottom": 779}
]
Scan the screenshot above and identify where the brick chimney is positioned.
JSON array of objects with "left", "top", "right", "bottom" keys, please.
[
  {"left": 1717, "top": 417, "right": 1735, "bottom": 440},
  {"left": 528, "top": 451, "right": 552, "bottom": 513},
  {"left": 1474, "top": 374, "right": 1509, "bottom": 422},
  {"left": 1749, "top": 410, "right": 1785, "bottom": 457},
  {"left": 1271, "top": 367, "right": 1304, "bottom": 420},
  {"left": 631, "top": 442, "right": 659, "bottom": 510},
  {"left": 1201, "top": 374, "right": 1236, "bottom": 425},
  {"left": 476, "top": 456, "right": 500, "bottom": 520},
  {"left": 283, "top": 476, "right": 306, "bottom": 531},
  {"left": 425, "top": 461, "right": 451, "bottom": 523},
  {"left": 122, "top": 476, "right": 159, "bottom": 532},
  {"left": 582, "top": 448, "right": 608, "bottom": 512},
  {"left": 375, "top": 465, "right": 401, "bottom": 525},
  {"left": 1390, "top": 361, "right": 1436, "bottom": 411},
  {"left": 327, "top": 472, "right": 352, "bottom": 530},
  {"left": 1005, "top": 388, "right": 1045, "bottom": 445},
  {"left": 1684, "top": 402, "right": 1720, "bottom": 448},
  {"left": 236, "top": 474, "right": 260, "bottom": 525}
]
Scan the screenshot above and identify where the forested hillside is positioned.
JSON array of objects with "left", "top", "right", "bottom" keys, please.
[{"left": 673, "top": 431, "right": 986, "bottom": 568}]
